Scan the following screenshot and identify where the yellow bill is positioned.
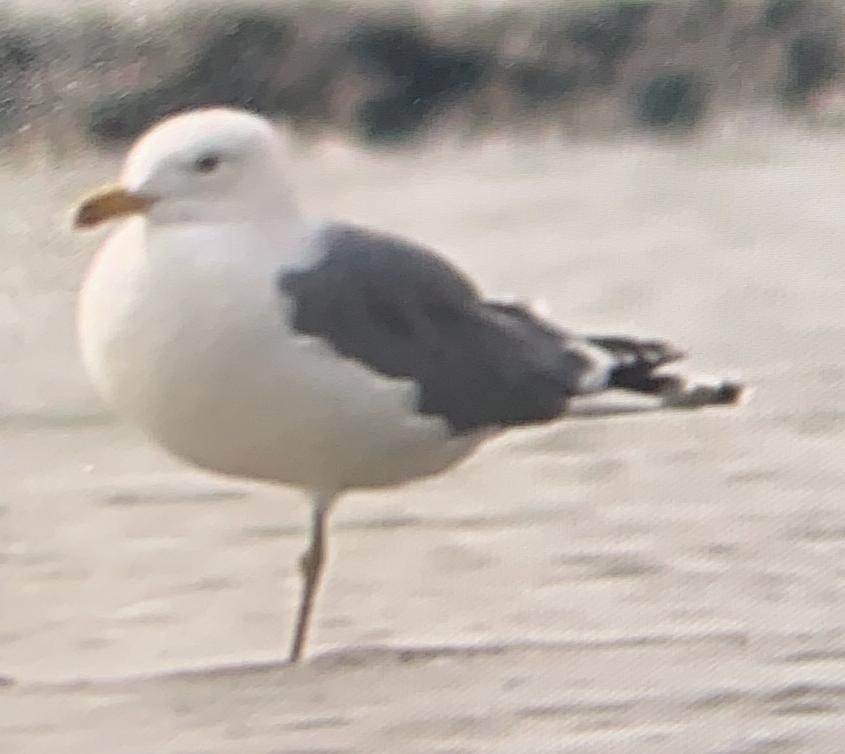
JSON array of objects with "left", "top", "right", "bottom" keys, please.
[{"left": 73, "top": 186, "right": 154, "bottom": 230}]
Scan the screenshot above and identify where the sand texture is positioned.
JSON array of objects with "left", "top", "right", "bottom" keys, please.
[{"left": 2, "top": 131, "right": 845, "bottom": 752}]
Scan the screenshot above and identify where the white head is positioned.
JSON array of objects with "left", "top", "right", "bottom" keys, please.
[{"left": 74, "top": 108, "right": 299, "bottom": 229}]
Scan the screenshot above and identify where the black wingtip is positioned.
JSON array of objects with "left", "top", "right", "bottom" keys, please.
[
  {"left": 588, "top": 336, "right": 686, "bottom": 370},
  {"left": 714, "top": 381, "right": 746, "bottom": 405}
]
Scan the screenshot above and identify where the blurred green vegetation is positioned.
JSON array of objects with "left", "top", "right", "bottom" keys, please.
[{"left": 0, "top": 0, "right": 841, "bottom": 147}]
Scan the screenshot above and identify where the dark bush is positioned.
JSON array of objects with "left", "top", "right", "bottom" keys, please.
[
  {"left": 88, "top": 10, "right": 294, "bottom": 142},
  {"left": 348, "top": 22, "right": 430, "bottom": 81},
  {"left": 187, "top": 13, "right": 293, "bottom": 97},
  {"left": 635, "top": 70, "right": 709, "bottom": 129},
  {"left": 349, "top": 21, "right": 489, "bottom": 143},
  {"left": 782, "top": 31, "right": 841, "bottom": 105},
  {"left": 0, "top": 23, "right": 40, "bottom": 133},
  {"left": 509, "top": 63, "right": 581, "bottom": 109},
  {"left": 680, "top": 0, "right": 730, "bottom": 42},
  {"left": 0, "top": 30, "right": 37, "bottom": 72},
  {"left": 350, "top": 22, "right": 489, "bottom": 100},
  {"left": 356, "top": 92, "right": 434, "bottom": 143},
  {"left": 88, "top": 91, "right": 196, "bottom": 143},
  {"left": 567, "top": 2, "right": 655, "bottom": 85},
  {"left": 762, "top": 0, "right": 808, "bottom": 30},
  {"left": 71, "top": 10, "right": 145, "bottom": 69},
  {"left": 50, "top": 0, "right": 845, "bottom": 147}
]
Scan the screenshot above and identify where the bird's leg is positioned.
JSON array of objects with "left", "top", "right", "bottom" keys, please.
[{"left": 289, "top": 496, "right": 333, "bottom": 663}]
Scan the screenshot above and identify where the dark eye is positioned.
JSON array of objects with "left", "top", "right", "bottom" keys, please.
[{"left": 194, "top": 154, "right": 221, "bottom": 173}]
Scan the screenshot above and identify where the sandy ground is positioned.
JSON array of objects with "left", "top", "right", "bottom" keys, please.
[{"left": 2, "top": 128, "right": 845, "bottom": 752}]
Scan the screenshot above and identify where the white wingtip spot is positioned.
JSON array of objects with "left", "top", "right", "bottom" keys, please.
[{"left": 528, "top": 298, "right": 551, "bottom": 317}]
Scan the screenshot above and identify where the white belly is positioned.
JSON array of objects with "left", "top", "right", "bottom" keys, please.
[{"left": 78, "top": 220, "right": 481, "bottom": 494}]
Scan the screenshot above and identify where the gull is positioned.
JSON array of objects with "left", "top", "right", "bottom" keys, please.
[{"left": 73, "top": 108, "right": 744, "bottom": 663}]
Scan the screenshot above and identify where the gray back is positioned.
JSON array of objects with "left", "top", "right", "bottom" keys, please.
[{"left": 278, "top": 223, "right": 595, "bottom": 435}]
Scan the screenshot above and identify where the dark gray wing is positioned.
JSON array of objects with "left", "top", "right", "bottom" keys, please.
[{"left": 278, "top": 223, "right": 599, "bottom": 435}]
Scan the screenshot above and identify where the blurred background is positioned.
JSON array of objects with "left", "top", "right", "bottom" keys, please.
[
  {"left": 0, "top": 0, "right": 844, "bottom": 152},
  {"left": 3, "top": 2, "right": 845, "bottom": 753}
]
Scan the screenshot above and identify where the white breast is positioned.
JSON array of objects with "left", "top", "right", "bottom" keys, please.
[{"left": 78, "top": 219, "right": 481, "bottom": 495}]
